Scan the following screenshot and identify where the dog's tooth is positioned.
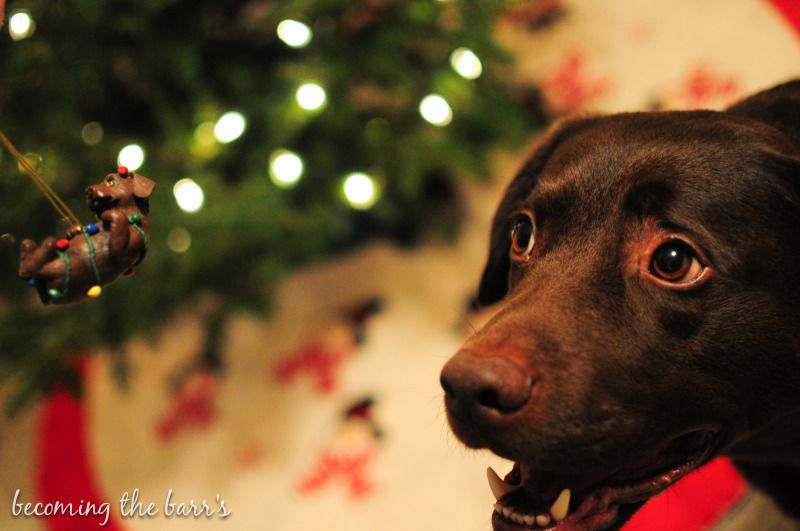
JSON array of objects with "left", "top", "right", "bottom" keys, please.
[
  {"left": 549, "top": 488, "right": 570, "bottom": 522},
  {"left": 501, "top": 506, "right": 512, "bottom": 518},
  {"left": 510, "top": 512, "right": 524, "bottom": 524},
  {"left": 522, "top": 514, "right": 535, "bottom": 526},
  {"left": 536, "top": 514, "right": 551, "bottom": 526},
  {"left": 494, "top": 503, "right": 502, "bottom": 514},
  {"left": 487, "top": 466, "right": 519, "bottom": 500}
]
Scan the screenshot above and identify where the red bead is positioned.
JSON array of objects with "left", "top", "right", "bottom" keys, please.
[
  {"left": 123, "top": 267, "right": 135, "bottom": 276},
  {"left": 56, "top": 239, "right": 70, "bottom": 251},
  {"left": 118, "top": 165, "right": 129, "bottom": 177}
]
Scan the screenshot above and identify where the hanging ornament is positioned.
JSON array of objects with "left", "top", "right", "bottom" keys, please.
[{"left": 1, "top": 131, "right": 156, "bottom": 305}]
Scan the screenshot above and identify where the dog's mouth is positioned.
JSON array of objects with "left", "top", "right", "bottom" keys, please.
[
  {"left": 487, "top": 429, "right": 718, "bottom": 531},
  {"left": 87, "top": 192, "right": 115, "bottom": 214}
]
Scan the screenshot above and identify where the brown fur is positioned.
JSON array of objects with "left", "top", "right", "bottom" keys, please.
[{"left": 441, "top": 80, "right": 800, "bottom": 529}]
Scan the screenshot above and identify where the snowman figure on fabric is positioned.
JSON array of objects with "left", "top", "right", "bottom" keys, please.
[{"left": 297, "top": 397, "right": 383, "bottom": 499}]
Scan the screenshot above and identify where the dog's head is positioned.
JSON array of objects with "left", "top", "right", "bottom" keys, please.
[
  {"left": 441, "top": 81, "right": 800, "bottom": 530},
  {"left": 86, "top": 168, "right": 155, "bottom": 215}
]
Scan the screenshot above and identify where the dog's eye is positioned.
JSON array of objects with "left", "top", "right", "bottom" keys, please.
[
  {"left": 649, "top": 241, "right": 703, "bottom": 283},
  {"left": 509, "top": 213, "right": 535, "bottom": 260},
  {"left": 105, "top": 176, "right": 116, "bottom": 186}
]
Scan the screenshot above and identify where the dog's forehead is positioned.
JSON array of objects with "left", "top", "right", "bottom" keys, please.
[
  {"left": 527, "top": 111, "right": 788, "bottom": 220},
  {"left": 104, "top": 171, "right": 132, "bottom": 180},
  {"left": 541, "top": 113, "right": 740, "bottom": 189}
]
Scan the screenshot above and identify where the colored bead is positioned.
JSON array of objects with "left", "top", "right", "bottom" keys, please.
[
  {"left": 129, "top": 213, "right": 142, "bottom": 225},
  {"left": 84, "top": 223, "right": 100, "bottom": 235},
  {"left": 67, "top": 224, "right": 83, "bottom": 239},
  {"left": 25, "top": 278, "right": 35, "bottom": 287},
  {"left": 87, "top": 285, "right": 103, "bottom": 298},
  {"left": 48, "top": 288, "right": 63, "bottom": 300},
  {"left": 56, "top": 239, "right": 70, "bottom": 251},
  {"left": 118, "top": 165, "right": 129, "bottom": 177},
  {"left": 123, "top": 267, "right": 135, "bottom": 276}
]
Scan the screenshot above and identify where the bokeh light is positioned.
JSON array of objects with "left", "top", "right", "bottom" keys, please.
[
  {"left": 214, "top": 111, "right": 247, "bottom": 143},
  {"left": 269, "top": 149, "right": 304, "bottom": 188},
  {"left": 342, "top": 172, "right": 378, "bottom": 209},
  {"left": 419, "top": 94, "right": 453, "bottom": 126},
  {"left": 194, "top": 121, "right": 216, "bottom": 147},
  {"left": 167, "top": 227, "right": 192, "bottom": 253},
  {"left": 9, "top": 10, "right": 35, "bottom": 40},
  {"left": 277, "top": 19, "right": 312, "bottom": 48},
  {"left": 117, "top": 144, "right": 145, "bottom": 171},
  {"left": 450, "top": 47, "right": 483, "bottom": 79},
  {"left": 173, "top": 178, "right": 205, "bottom": 213},
  {"left": 296, "top": 83, "right": 327, "bottom": 111},
  {"left": 81, "top": 122, "right": 104, "bottom": 146}
]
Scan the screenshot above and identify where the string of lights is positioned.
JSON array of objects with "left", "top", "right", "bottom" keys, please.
[{"left": 0, "top": 0, "right": 541, "bottom": 410}]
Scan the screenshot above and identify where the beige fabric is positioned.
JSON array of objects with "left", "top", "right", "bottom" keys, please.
[{"left": 717, "top": 491, "right": 799, "bottom": 530}]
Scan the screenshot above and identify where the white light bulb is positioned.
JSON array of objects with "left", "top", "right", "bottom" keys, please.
[
  {"left": 277, "top": 19, "right": 312, "bottom": 48},
  {"left": 9, "top": 10, "right": 35, "bottom": 40},
  {"left": 269, "top": 149, "right": 304, "bottom": 188},
  {"left": 296, "top": 83, "right": 327, "bottom": 111},
  {"left": 117, "top": 144, "right": 145, "bottom": 171},
  {"left": 450, "top": 47, "right": 483, "bottom": 80},
  {"left": 214, "top": 111, "right": 247, "bottom": 143},
  {"left": 419, "top": 94, "right": 453, "bottom": 126},
  {"left": 342, "top": 172, "right": 378, "bottom": 209},
  {"left": 173, "top": 178, "right": 205, "bottom": 214}
]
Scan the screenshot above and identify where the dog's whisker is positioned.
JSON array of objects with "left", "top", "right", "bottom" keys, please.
[{"left": 462, "top": 316, "right": 478, "bottom": 334}]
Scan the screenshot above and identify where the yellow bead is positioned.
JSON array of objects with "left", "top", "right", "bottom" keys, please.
[
  {"left": 87, "top": 285, "right": 103, "bottom": 298},
  {"left": 66, "top": 224, "right": 82, "bottom": 238}
]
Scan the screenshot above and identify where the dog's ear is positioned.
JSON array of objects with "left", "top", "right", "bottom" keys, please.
[
  {"left": 727, "top": 79, "right": 800, "bottom": 149},
  {"left": 727, "top": 81, "right": 800, "bottom": 238},
  {"left": 727, "top": 80, "right": 800, "bottom": 199},
  {"left": 132, "top": 174, "right": 156, "bottom": 199},
  {"left": 477, "top": 119, "right": 579, "bottom": 306}
]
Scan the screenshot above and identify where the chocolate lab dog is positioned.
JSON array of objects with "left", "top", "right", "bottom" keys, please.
[
  {"left": 440, "top": 79, "right": 800, "bottom": 530},
  {"left": 19, "top": 167, "right": 154, "bottom": 304}
]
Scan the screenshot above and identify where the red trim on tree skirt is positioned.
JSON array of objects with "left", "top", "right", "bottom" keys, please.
[
  {"left": 623, "top": 458, "right": 747, "bottom": 531},
  {"left": 37, "top": 369, "right": 124, "bottom": 531},
  {"left": 769, "top": 0, "right": 800, "bottom": 36}
]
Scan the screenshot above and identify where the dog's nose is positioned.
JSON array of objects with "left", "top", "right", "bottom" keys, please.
[{"left": 440, "top": 350, "right": 534, "bottom": 415}]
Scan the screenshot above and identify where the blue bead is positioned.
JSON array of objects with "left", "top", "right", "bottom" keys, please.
[
  {"left": 84, "top": 223, "right": 100, "bottom": 235},
  {"left": 25, "top": 278, "right": 35, "bottom": 287}
]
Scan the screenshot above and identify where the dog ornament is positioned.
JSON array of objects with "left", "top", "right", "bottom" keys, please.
[{"left": 19, "top": 166, "right": 155, "bottom": 305}]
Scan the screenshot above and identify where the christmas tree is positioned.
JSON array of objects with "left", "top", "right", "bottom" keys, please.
[{"left": 0, "top": 0, "right": 543, "bottom": 413}]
